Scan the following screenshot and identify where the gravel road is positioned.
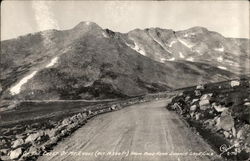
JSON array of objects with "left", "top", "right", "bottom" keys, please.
[{"left": 38, "top": 99, "right": 222, "bottom": 161}]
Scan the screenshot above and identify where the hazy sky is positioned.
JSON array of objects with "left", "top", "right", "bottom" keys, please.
[{"left": 1, "top": 1, "right": 249, "bottom": 40}]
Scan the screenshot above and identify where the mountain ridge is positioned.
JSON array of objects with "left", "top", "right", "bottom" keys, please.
[{"left": 0, "top": 21, "right": 248, "bottom": 100}]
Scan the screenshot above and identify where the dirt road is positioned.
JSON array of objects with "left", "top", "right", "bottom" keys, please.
[{"left": 38, "top": 99, "right": 222, "bottom": 161}]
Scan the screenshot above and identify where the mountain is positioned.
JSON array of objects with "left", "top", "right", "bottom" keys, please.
[
  {"left": 0, "top": 21, "right": 246, "bottom": 100},
  {"left": 118, "top": 27, "right": 249, "bottom": 75}
]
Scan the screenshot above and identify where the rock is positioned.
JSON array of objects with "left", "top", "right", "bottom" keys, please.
[
  {"left": 62, "top": 118, "right": 72, "bottom": 126},
  {"left": 25, "top": 131, "right": 44, "bottom": 143},
  {"left": 191, "top": 99, "right": 199, "bottom": 105},
  {"left": 232, "top": 127, "right": 236, "bottom": 137},
  {"left": 212, "top": 103, "right": 227, "bottom": 112},
  {"left": 234, "top": 140, "right": 241, "bottom": 148},
  {"left": 12, "top": 138, "right": 24, "bottom": 148},
  {"left": 87, "top": 110, "right": 92, "bottom": 115},
  {"left": 196, "top": 84, "right": 205, "bottom": 90},
  {"left": 195, "top": 113, "right": 201, "bottom": 120},
  {"left": 199, "top": 99, "right": 210, "bottom": 110},
  {"left": 70, "top": 115, "right": 78, "bottom": 123},
  {"left": 223, "top": 131, "right": 230, "bottom": 138},
  {"left": 0, "top": 149, "right": 8, "bottom": 155},
  {"left": 204, "top": 119, "right": 215, "bottom": 127},
  {"left": 27, "top": 146, "right": 41, "bottom": 156},
  {"left": 230, "top": 80, "right": 240, "bottom": 87},
  {"left": 219, "top": 114, "right": 234, "bottom": 131},
  {"left": 76, "top": 113, "right": 83, "bottom": 119},
  {"left": 185, "top": 96, "right": 191, "bottom": 101},
  {"left": 190, "top": 112, "right": 195, "bottom": 118},
  {"left": 15, "top": 134, "right": 26, "bottom": 139},
  {"left": 194, "top": 90, "right": 201, "bottom": 96},
  {"left": 237, "top": 129, "right": 244, "bottom": 139},
  {"left": 190, "top": 105, "right": 197, "bottom": 111},
  {"left": 221, "top": 109, "right": 231, "bottom": 116},
  {"left": 45, "top": 129, "right": 57, "bottom": 138},
  {"left": 177, "top": 92, "right": 184, "bottom": 96},
  {"left": 200, "top": 93, "right": 213, "bottom": 100},
  {"left": 244, "top": 102, "right": 250, "bottom": 106},
  {"left": 116, "top": 104, "right": 122, "bottom": 110},
  {"left": 9, "top": 148, "right": 22, "bottom": 160},
  {"left": 215, "top": 117, "right": 221, "bottom": 130}
]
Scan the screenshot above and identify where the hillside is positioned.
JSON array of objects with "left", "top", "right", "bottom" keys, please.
[{"left": 0, "top": 22, "right": 244, "bottom": 100}]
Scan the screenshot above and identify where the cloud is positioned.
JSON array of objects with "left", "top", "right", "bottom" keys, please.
[{"left": 31, "top": 1, "right": 59, "bottom": 31}]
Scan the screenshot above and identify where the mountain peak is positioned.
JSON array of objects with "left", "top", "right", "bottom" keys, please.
[
  {"left": 73, "top": 21, "right": 102, "bottom": 30},
  {"left": 186, "top": 26, "right": 209, "bottom": 33}
]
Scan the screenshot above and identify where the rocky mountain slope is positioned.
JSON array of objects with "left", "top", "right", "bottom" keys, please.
[
  {"left": 1, "top": 21, "right": 246, "bottom": 100},
  {"left": 120, "top": 27, "right": 249, "bottom": 75},
  {"left": 167, "top": 79, "right": 250, "bottom": 160}
]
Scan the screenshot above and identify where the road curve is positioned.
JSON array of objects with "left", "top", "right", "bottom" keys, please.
[{"left": 38, "top": 99, "right": 222, "bottom": 161}]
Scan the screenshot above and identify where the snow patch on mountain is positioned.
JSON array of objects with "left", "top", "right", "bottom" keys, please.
[
  {"left": 217, "top": 56, "right": 223, "bottom": 62},
  {"left": 179, "top": 52, "right": 185, "bottom": 58},
  {"left": 102, "top": 32, "right": 109, "bottom": 38},
  {"left": 166, "top": 57, "right": 175, "bottom": 61},
  {"left": 178, "top": 38, "right": 195, "bottom": 48},
  {"left": 186, "top": 57, "right": 194, "bottom": 62},
  {"left": 214, "top": 46, "right": 224, "bottom": 52},
  {"left": 218, "top": 66, "right": 227, "bottom": 70},
  {"left": 168, "top": 40, "right": 177, "bottom": 47},
  {"left": 46, "top": 57, "right": 58, "bottom": 68},
  {"left": 160, "top": 58, "right": 166, "bottom": 63},
  {"left": 151, "top": 36, "right": 166, "bottom": 49},
  {"left": 126, "top": 41, "right": 146, "bottom": 56},
  {"left": 10, "top": 71, "right": 38, "bottom": 95},
  {"left": 183, "top": 33, "right": 195, "bottom": 38}
]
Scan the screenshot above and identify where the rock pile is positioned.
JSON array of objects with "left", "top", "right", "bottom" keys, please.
[
  {"left": 0, "top": 95, "right": 161, "bottom": 161},
  {"left": 167, "top": 79, "right": 250, "bottom": 159}
]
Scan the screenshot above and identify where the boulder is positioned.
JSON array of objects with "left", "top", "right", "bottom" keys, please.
[
  {"left": 194, "top": 90, "right": 201, "bottom": 96},
  {"left": 199, "top": 99, "right": 210, "bottom": 110},
  {"left": 204, "top": 119, "right": 215, "bottom": 127},
  {"left": 244, "top": 102, "right": 250, "bottom": 106},
  {"left": 190, "top": 105, "right": 197, "bottom": 111},
  {"left": 200, "top": 93, "right": 213, "bottom": 100},
  {"left": 212, "top": 103, "right": 227, "bottom": 112},
  {"left": 190, "top": 112, "right": 195, "bottom": 118},
  {"left": 12, "top": 138, "right": 24, "bottom": 148},
  {"left": 27, "top": 146, "right": 41, "bottom": 156},
  {"left": 223, "top": 131, "right": 230, "bottom": 138},
  {"left": 232, "top": 127, "right": 236, "bottom": 137},
  {"left": 70, "top": 115, "right": 78, "bottom": 123},
  {"left": 219, "top": 114, "right": 235, "bottom": 131},
  {"left": 196, "top": 84, "right": 205, "bottom": 90},
  {"left": 76, "top": 113, "right": 83, "bottom": 120},
  {"left": 237, "top": 129, "right": 244, "bottom": 139},
  {"left": 9, "top": 148, "right": 22, "bottom": 160},
  {"left": 62, "top": 118, "right": 72, "bottom": 126},
  {"left": 230, "top": 80, "right": 240, "bottom": 87},
  {"left": 191, "top": 99, "right": 199, "bottom": 105},
  {"left": 215, "top": 117, "right": 221, "bottom": 130},
  {"left": 185, "top": 96, "right": 191, "bottom": 101},
  {"left": 195, "top": 113, "right": 201, "bottom": 120},
  {"left": 116, "top": 104, "right": 122, "bottom": 110},
  {"left": 25, "top": 131, "right": 44, "bottom": 143},
  {"left": 0, "top": 149, "right": 8, "bottom": 155},
  {"left": 87, "top": 110, "right": 92, "bottom": 115},
  {"left": 45, "top": 128, "right": 57, "bottom": 138}
]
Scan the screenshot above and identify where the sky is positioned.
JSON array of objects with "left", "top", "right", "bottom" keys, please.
[{"left": 1, "top": 1, "right": 249, "bottom": 40}]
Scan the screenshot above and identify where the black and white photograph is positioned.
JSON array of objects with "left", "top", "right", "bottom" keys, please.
[{"left": 0, "top": 1, "right": 249, "bottom": 161}]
